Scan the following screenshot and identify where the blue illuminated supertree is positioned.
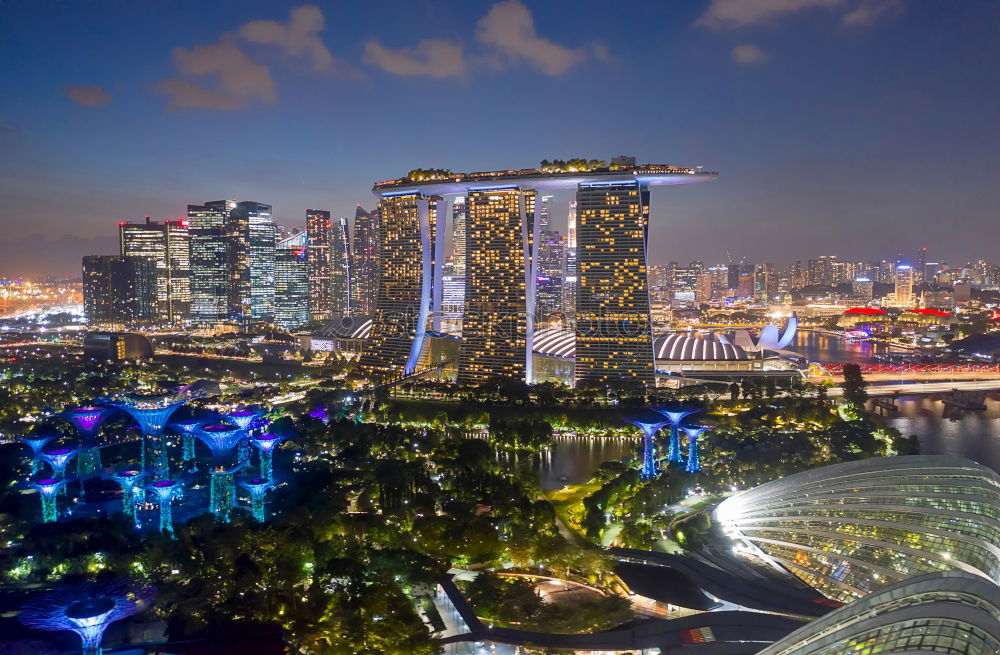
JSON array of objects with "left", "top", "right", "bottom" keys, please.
[
  {"left": 18, "top": 579, "right": 155, "bottom": 655},
  {"left": 32, "top": 478, "right": 65, "bottom": 522},
  {"left": 148, "top": 479, "right": 180, "bottom": 534},
  {"left": 681, "top": 425, "right": 710, "bottom": 473},
  {"left": 240, "top": 477, "right": 273, "bottom": 521},
  {"left": 654, "top": 408, "right": 701, "bottom": 464},
  {"left": 228, "top": 408, "right": 266, "bottom": 466},
  {"left": 626, "top": 416, "right": 670, "bottom": 479},
  {"left": 195, "top": 424, "right": 244, "bottom": 521},
  {"left": 20, "top": 434, "right": 55, "bottom": 475},
  {"left": 39, "top": 447, "right": 79, "bottom": 483},
  {"left": 102, "top": 392, "right": 189, "bottom": 480},
  {"left": 170, "top": 419, "right": 202, "bottom": 466},
  {"left": 61, "top": 406, "right": 114, "bottom": 477},
  {"left": 250, "top": 433, "right": 285, "bottom": 481},
  {"left": 109, "top": 470, "right": 144, "bottom": 523}
]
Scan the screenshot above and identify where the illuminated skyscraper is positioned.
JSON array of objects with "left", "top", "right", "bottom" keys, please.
[
  {"left": 225, "top": 201, "right": 274, "bottom": 326},
  {"left": 351, "top": 205, "right": 379, "bottom": 315},
  {"left": 331, "top": 216, "right": 352, "bottom": 316},
  {"left": 305, "top": 209, "right": 333, "bottom": 321},
  {"left": 452, "top": 196, "right": 467, "bottom": 277},
  {"left": 188, "top": 200, "right": 234, "bottom": 325},
  {"left": 536, "top": 227, "right": 565, "bottom": 320},
  {"left": 563, "top": 200, "right": 577, "bottom": 317},
  {"left": 917, "top": 246, "right": 928, "bottom": 283},
  {"left": 574, "top": 180, "right": 654, "bottom": 385},
  {"left": 274, "top": 247, "right": 309, "bottom": 329},
  {"left": 358, "top": 193, "right": 438, "bottom": 377},
  {"left": 458, "top": 188, "right": 535, "bottom": 384},
  {"left": 119, "top": 217, "right": 190, "bottom": 323},
  {"left": 82, "top": 255, "right": 157, "bottom": 328}
]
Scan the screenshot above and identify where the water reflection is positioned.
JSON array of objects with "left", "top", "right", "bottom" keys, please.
[
  {"left": 537, "top": 436, "right": 637, "bottom": 490},
  {"left": 789, "top": 330, "right": 910, "bottom": 363}
]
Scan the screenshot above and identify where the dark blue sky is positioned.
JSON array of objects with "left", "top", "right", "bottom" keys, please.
[{"left": 1, "top": 0, "right": 998, "bottom": 277}]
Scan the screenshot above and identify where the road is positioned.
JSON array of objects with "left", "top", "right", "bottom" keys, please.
[{"left": 825, "top": 378, "right": 1000, "bottom": 397}]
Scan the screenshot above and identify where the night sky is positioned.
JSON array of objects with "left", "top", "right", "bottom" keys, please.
[{"left": 1, "top": 0, "right": 998, "bottom": 278}]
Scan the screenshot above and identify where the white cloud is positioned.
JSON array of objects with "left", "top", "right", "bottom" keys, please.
[
  {"left": 842, "top": 0, "right": 901, "bottom": 26},
  {"left": 698, "top": 0, "right": 845, "bottom": 30},
  {"left": 239, "top": 5, "right": 334, "bottom": 71},
  {"left": 154, "top": 35, "right": 275, "bottom": 111},
  {"left": 732, "top": 43, "right": 770, "bottom": 65},
  {"left": 475, "top": 0, "right": 584, "bottom": 75},
  {"left": 363, "top": 38, "right": 466, "bottom": 78},
  {"left": 65, "top": 84, "right": 112, "bottom": 107}
]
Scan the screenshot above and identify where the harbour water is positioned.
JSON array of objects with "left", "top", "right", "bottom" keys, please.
[{"left": 538, "top": 331, "right": 1000, "bottom": 488}]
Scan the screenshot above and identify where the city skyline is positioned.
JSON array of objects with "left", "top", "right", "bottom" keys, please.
[{"left": 2, "top": 1, "right": 999, "bottom": 277}]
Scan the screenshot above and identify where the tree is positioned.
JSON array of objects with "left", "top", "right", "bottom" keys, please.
[{"left": 842, "top": 363, "right": 868, "bottom": 408}]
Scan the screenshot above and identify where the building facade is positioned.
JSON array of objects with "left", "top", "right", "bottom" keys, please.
[
  {"left": 458, "top": 188, "right": 535, "bottom": 385},
  {"left": 574, "top": 181, "right": 655, "bottom": 386},
  {"left": 188, "top": 200, "right": 234, "bottom": 325},
  {"left": 225, "top": 201, "right": 274, "bottom": 326},
  {"left": 82, "top": 255, "right": 158, "bottom": 328},
  {"left": 351, "top": 205, "right": 379, "bottom": 316},
  {"left": 358, "top": 193, "right": 438, "bottom": 378},
  {"left": 331, "top": 216, "right": 352, "bottom": 317},
  {"left": 306, "top": 209, "right": 333, "bottom": 321},
  {"left": 274, "top": 247, "right": 309, "bottom": 329},
  {"left": 119, "top": 217, "right": 190, "bottom": 323}
]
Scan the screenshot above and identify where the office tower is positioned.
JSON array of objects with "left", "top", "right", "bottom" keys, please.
[
  {"left": 452, "top": 197, "right": 467, "bottom": 276},
  {"left": 331, "top": 216, "right": 351, "bottom": 317},
  {"left": 225, "top": 201, "right": 274, "bottom": 326},
  {"left": 916, "top": 247, "right": 928, "bottom": 283},
  {"left": 574, "top": 180, "right": 654, "bottom": 386},
  {"left": 753, "top": 263, "right": 776, "bottom": 303},
  {"left": 726, "top": 263, "right": 741, "bottom": 292},
  {"left": 695, "top": 272, "right": 713, "bottom": 304},
  {"left": 563, "top": 200, "right": 577, "bottom": 318},
  {"left": 358, "top": 194, "right": 438, "bottom": 378},
  {"left": 536, "top": 228, "right": 565, "bottom": 321},
  {"left": 306, "top": 209, "right": 333, "bottom": 321},
  {"left": 119, "top": 217, "right": 190, "bottom": 323},
  {"left": 82, "top": 255, "right": 157, "bottom": 328},
  {"left": 351, "top": 205, "right": 379, "bottom": 316},
  {"left": 458, "top": 188, "right": 535, "bottom": 385},
  {"left": 671, "top": 261, "right": 703, "bottom": 303},
  {"left": 188, "top": 200, "right": 234, "bottom": 325},
  {"left": 894, "top": 264, "right": 914, "bottom": 307},
  {"left": 274, "top": 247, "right": 309, "bottom": 329},
  {"left": 852, "top": 277, "right": 874, "bottom": 301},
  {"left": 440, "top": 259, "right": 464, "bottom": 335}
]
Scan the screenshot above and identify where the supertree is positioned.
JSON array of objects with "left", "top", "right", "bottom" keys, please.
[
  {"left": 18, "top": 579, "right": 155, "bottom": 655},
  {"left": 39, "top": 447, "right": 79, "bottom": 483},
  {"left": 195, "top": 424, "right": 244, "bottom": 521},
  {"left": 625, "top": 416, "right": 670, "bottom": 479},
  {"left": 32, "top": 478, "right": 65, "bottom": 522},
  {"left": 20, "top": 434, "right": 55, "bottom": 475},
  {"left": 228, "top": 408, "right": 266, "bottom": 465},
  {"left": 681, "top": 425, "right": 710, "bottom": 473},
  {"left": 109, "top": 470, "right": 144, "bottom": 523},
  {"left": 148, "top": 480, "right": 179, "bottom": 534},
  {"left": 240, "top": 477, "right": 273, "bottom": 521},
  {"left": 101, "top": 392, "right": 189, "bottom": 480},
  {"left": 61, "top": 407, "right": 115, "bottom": 478},
  {"left": 250, "top": 433, "right": 285, "bottom": 481},
  {"left": 170, "top": 419, "right": 202, "bottom": 466},
  {"left": 654, "top": 408, "right": 701, "bottom": 464}
]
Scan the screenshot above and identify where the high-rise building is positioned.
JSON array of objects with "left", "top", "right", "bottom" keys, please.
[
  {"left": 852, "top": 277, "right": 874, "bottom": 301},
  {"left": 82, "top": 255, "right": 158, "bottom": 328},
  {"left": 119, "top": 217, "right": 190, "bottom": 323},
  {"left": 458, "top": 188, "right": 535, "bottom": 385},
  {"left": 753, "top": 263, "right": 776, "bottom": 302},
  {"left": 225, "top": 201, "right": 274, "bottom": 326},
  {"left": 452, "top": 197, "right": 467, "bottom": 277},
  {"left": 536, "top": 228, "right": 565, "bottom": 320},
  {"left": 351, "top": 205, "right": 379, "bottom": 316},
  {"left": 306, "top": 209, "right": 333, "bottom": 321},
  {"left": 892, "top": 264, "right": 915, "bottom": 308},
  {"left": 563, "top": 200, "right": 577, "bottom": 318},
  {"left": 917, "top": 246, "right": 928, "bottom": 283},
  {"left": 331, "top": 216, "right": 351, "bottom": 317},
  {"left": 274, "top": 247, "right": 309, "bottom": 329},
  {"left": 188, "top": 200, "right": 234, "bottom": 325},
  {"left": 358, "top": 194, "right": 438, "bottom": 378},
  {"left": 575, "top": 181, "right": 654, "bottom": 386}
]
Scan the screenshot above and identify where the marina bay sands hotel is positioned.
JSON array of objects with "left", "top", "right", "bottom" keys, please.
[{"left": 357, "top": 159, "right": 717, "bottom": 386}]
